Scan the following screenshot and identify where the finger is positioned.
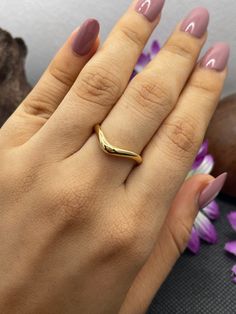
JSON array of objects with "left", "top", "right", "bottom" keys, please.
[
  {"left": 129, "top": 42, "right": 230, "bottom": 204},
  {"left": 29, "top": 0, "right": 166, "bottom": 160},
  {"left": 0, "top": 19, "right": 100, "bottom": 147},
  {"left": 119, "top": 174, "right": 213, "bottom": 314},
  {"left": 83, "top": 7, "right": 209, "bottom": 182}
]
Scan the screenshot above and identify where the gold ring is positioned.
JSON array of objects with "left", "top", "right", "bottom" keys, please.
[{"left": 94, "top": 124, "right": 143, "bottom": 165}]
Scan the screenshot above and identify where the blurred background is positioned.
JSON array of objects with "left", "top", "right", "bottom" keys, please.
[{"left": 1, "top": 0, "right": 235, "bottom": 96}]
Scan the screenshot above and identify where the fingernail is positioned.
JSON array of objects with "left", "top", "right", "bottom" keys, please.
[
  {"left": 135, "top": 0, "right": 165, "bottom": 22},
  {"left": 199, "top": 173, "right": 227, "bottom": 209},
  {"left": 180, "top": 7, "right": 209, "bottom": 38},
  {"left": 72, "top": 19, "right": 100, "bottom": 56},
  {"left": 200, "top": 43, "right": 230, "bottom": 71}
]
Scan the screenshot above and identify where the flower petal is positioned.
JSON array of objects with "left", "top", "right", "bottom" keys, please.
[
  {"left": 191, "top": 154, "right": 214, "bottom": 176},
  {"left": 130, "top": 70, "right": 138, "bottom": 80},
  {"left": 194, "top": 212, "right": 218, "bottom": 243},
  {"left": 227, "top": 212, "right": 236, "bottom": 231},
  {"left": 135, "top": 53, "right": 151, "bottom": 72},
  {"left": 232, "top": 265, "right": 236, "bottom": 284},
  {"left": 192, "top": 141, "right": 209, "bottom": 169},
  {"left": 202, "top": 200, "right": 220, "bottom": 220},
  {"left": 225, "top": 241, "right": 236, "bottom": 256},
  {"left": 187, "top": 227, "right": 200, "bottom": 254},
  {"left": 197, "top": 140, "right": 209, "bottom": 159},
  {"left": 150, "top": 40, "right": 161, "bottom": 58},
  {"left": 192, "top": 158, "right": 205, "bottom": 170}
]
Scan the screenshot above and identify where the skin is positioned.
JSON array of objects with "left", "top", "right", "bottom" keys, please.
[{"left": 0, "top": 1, "right": 227, "bottom": 313}]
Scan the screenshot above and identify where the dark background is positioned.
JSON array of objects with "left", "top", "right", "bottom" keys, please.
[{"left": 148, "top": 195, "right": 236, "bottom": 314}]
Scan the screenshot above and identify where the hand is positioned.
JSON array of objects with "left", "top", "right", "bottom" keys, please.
[{"left": 0, "top": 1, "right": 229, "bottom": 313}]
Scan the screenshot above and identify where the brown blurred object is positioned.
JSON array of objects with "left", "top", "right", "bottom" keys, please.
[
  {"left": 206, "top": 94, "right": 236, "bottom": 197},
  {"left": 0, "top": 28, "right": 31, "bottom": 127}
]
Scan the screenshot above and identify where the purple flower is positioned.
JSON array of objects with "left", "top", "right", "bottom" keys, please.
[
  {"left": 192, "top": 140, "right": 209, "bottom": 169},
  {"left": 225, "top": 212, "right": 236, "bottom": 283},
  {"left": 188, "top": 228, "right": 200, "bottom": 254},
  {"left": 188, "top": 212, "right": 218, "bottom": 253},
  {"left": 187, "top": 141, "right": 218, "bottom": 254},
  {"left": 194, "top": 212, "right": 218, "bottom": 243},
  {"left": 133, "top": 42, "right": 220, "bottom": 255},
  {"left": 136, "top": 53, "right": 151, "bottom": 70},
  {"left": 150, "top": 40, "right": 161, "bottom": 57},
  {"left": 225, "top": 241, "right": 236, "bottom": 256},
  {"left": 202, "top": 200, "right": 220, "bottom": 220},
  {"left": 132, "top": 40, "right": 161, "bottom": 78},
  {"left": 186, "top": 141, "right": 214, "bottom": 179},
  {"left": 227, "top": 212, "right": 236, "bottom": 231},
  {"left": 232, "top": 265, "right": 236, "bottom": 284}
]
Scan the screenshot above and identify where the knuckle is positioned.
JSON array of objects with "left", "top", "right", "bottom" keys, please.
[
  {"left": 105, "top": 220, "right": 137, "bottom": 253},
  {"left": 166, "top": 219, "right": 192, "bottom": 256},
  {"left": 103, "top": 204, "right": 155, "bottom": 264},
  {"left": 163, "top": 116, "right": 199, "bottom": 156},
  {"left": 48, "top": 61, "right": 75, "bottom": 87},
  {"left": 129, "top": 77, "right": 172, "bottom": 121},
  {"left": 190, "top": 76, "right": 223, "bottom": 97},
  {"left": 165, "top": 37, "right": 197, "bottom": 61},
  {"left": 22, "top": 93, "right": 54, "bottom": 120},
  {"left": 118, "top": 25, "right": 144, "bottom": 48},
  {"left": 101, "top": 215, "right": 148, "bottom": 264},
  {"left": 1, "top": 157, "right": 39, "bottom": 201},
  {"left": 55, "top": 182, "right": 93, "bottom": 226},
  {"left": 75, "top": 66, "right": 122, "bottom": 108},
  {"left": 47, "top": 164, "right": 106, "bottom": 227}
]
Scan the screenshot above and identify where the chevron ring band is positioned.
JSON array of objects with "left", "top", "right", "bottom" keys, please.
[{"left": 94, "top": 124, "right": 143, "bottom": 165}]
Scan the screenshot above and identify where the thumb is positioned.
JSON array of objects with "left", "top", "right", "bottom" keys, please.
[
  {"left": 120, "top": 174, "right": 222, "bottom": 314},
  {"left": 154, "top": 173, "right": 227, "bottom": 282},
  {"left": 168, "top": 172, "right": 227, "bottom": 255}
]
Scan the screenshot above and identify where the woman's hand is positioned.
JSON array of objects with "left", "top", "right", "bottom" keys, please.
[{"left": 0, "top": 0, "right": 229, "bottom": 313}]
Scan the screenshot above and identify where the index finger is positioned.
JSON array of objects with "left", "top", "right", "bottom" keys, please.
[{"left": 31, "top": 0, "right": 166, "bottom": 159}]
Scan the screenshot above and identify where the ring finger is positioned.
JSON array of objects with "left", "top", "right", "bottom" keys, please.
[{"left": 129, "top": 42, "right": 229, "bottom": 203}]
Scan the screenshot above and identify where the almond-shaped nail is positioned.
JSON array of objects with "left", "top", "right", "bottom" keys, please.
[
  {"left": 180, "top": 7, "right": 209, "bottom": 38},
  {"left": 135, "top": 0, "right": 165, "bottom": 22},
  {"left": 72, "top": 19, "right": 100, "bottom": 56},
  {"left": 199, "top": 173, "right": 227, "bottom": 209},
  {"left": 200, "top": 43, "right": 230, "bottom": 71}
]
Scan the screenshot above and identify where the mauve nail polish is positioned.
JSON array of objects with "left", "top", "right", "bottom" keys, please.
[
  {"left": 200, "top": 43, "right": 230, "bottom": 71},
  {"left": 199, "top": 173, "right": 227, "bottom": 209},
  {"left": 72, "top": 19, "right": 100, "bottom": 56},
  {"left": 180, "top": 7, "right": 209, "bottom": 38},
  {"left": 135, "top": 0, "right": 165, "bottom": 22}
]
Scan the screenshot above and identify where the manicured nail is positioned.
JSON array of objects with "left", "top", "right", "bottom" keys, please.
[
  {"left": 135, "top": 0, "right": 165, "bottom": 22},
  {"left": 180, "top": 7, "right": 209, "bottom": 38},
  {"left": 199, "top": 173, "right": 227, "bottom": 209},
  {"left": 72, "top": 19, "right": 100, "bottom": 56},
  {"left": 200, "top": 43, "right": 230, "bottom": 71}
]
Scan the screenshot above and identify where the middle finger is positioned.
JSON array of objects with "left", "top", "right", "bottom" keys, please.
[{"left": 84, "top": 7, "right": 209, "bottom": 182}]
